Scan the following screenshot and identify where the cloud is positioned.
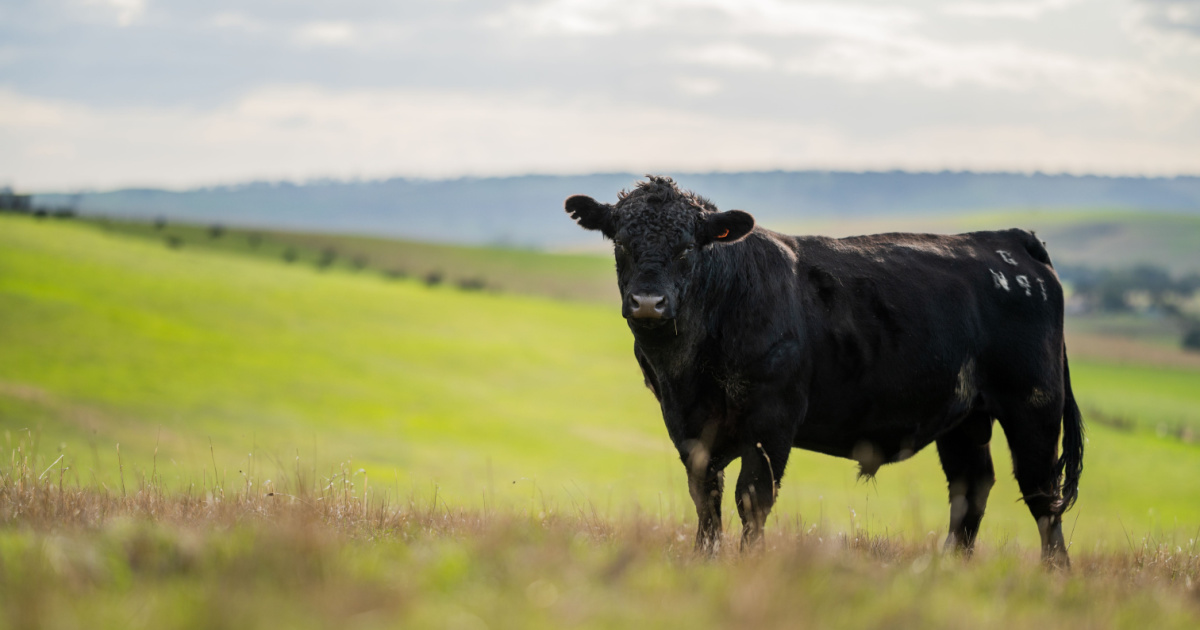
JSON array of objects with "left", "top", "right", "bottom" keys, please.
[
  {"left": 675, "top": 43, "right": 774, "bottom": 70},
  {"left": 673, "top": 76, "right": 723, "bottom": 95},
  {"left": 1133, "top": 0, "right": 1200, "bottom": 40},
  {"left": 4, "top": 1, "right": 1200, "bottom": 186},
  {"left": 82, "top": 0, "right": 148, "bottom": 27},
  {"left": 497, "top": 0, "right": 918, "bottom": 39},
  {"left": 209, "top": 12, "right": 264, "bottom": 33},
  {"left": 786, "top": 33, "right": 1200, "bottom": 114},
  {"left": 4, "top": 85, "right": 1199, "bottom": 191},
  {"left": 294, "top": 21, "right": 357, "bottom": 47},
  {"left": 501, "top": 0, "right": 1200, "bottom": 114},
  {"left": 942, "top": 0, "right": 1080, "bottom": 20}
]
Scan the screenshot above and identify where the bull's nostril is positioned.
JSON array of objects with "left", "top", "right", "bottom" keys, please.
[{"left": 654, "top": 297, "right": 666, "bottom": 313}]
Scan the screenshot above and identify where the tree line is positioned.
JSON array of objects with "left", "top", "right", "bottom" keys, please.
[{"left": 1057, "top": 263, "right": 1200, "bottom": 350}]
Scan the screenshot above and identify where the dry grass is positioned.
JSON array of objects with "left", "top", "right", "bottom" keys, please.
[{"left": 2, "top": 442, "right": 1199, "bottom": 630}]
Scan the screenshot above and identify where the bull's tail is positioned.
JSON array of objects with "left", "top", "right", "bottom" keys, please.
[{"left": 1056, "top": 347, "right": 1085, "bottom": 513}]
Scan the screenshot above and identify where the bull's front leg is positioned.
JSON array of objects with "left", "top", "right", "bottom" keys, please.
[
  {"left": 735, "top": 440, "right": 790, "bottom": 550},
  {"left": 686, "top": 443, "right": 725, "bottom": 555}
]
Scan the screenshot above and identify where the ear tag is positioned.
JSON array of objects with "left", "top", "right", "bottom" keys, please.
[{"left": 716, "top": 228, "right": 730, "bottom": 239}]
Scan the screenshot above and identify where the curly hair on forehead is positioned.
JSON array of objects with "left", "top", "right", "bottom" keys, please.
[{"left": 616, "top": 175, "right": 719, "bottom": 213}]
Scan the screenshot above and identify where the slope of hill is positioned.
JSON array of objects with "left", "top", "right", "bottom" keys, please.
[{"left": 2, "top": 214, "right": 1199, "bottom": 550}]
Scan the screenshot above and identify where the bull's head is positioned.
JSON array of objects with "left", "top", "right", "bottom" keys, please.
[{"left": 564, "top": 176, "right": 754, "bottom": 327}]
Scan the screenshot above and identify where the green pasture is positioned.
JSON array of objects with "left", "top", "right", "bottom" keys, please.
[
  {"left": 2, "top": 215, "right": 1199, "bottom": 552},
  {"left": 82, "top": 217, "right": 618, "bottom": 303}
]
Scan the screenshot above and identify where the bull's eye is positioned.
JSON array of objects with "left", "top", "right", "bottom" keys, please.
[{"left": 676, "top": 244, "right": 695, "bottom": 260}]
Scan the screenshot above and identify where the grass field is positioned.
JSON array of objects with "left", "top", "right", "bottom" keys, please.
[
  {"left": 82, "top": 216, "right": 618, "bottom": 303},
  {"left": 2, "top": 458, "right": 1198, "bottom": 630},
  {"left": 2, "top": 213, "right": 1200, "bottom": 627},
  {"left": 4, "top": 214, "right": 1200, "bottom": 541}
]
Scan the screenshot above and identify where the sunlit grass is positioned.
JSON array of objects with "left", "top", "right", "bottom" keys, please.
[{"left": 1, "top": 443, "right": 1198, "bottom": 630}]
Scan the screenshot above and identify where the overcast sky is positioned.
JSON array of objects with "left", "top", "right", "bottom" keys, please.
[{"left": 2, "top": 0, "right": 1200, "bottom": 190}]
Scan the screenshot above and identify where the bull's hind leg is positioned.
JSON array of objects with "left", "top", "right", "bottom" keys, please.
[
  {"left": 936, "top": 411, "right": 996, "bottom": 554},
  {"left": 734, "top": 441, "right": 790, "bottom": 551},
  {"left": 998, "top": 402, "right": 1070, "bottom": 567}
]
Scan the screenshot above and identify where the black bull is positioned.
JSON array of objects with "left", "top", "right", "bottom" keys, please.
[{"left": 565, "top": 176, "right": 1083, "bottom": 563}]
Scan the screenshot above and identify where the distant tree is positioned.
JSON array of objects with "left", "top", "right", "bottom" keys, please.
[
  {"left": 1064, "top": 263, "right": 1193, "bottom": 314},
  {"left": 1097, "top": 282, "right": 1131, "bottom": 312},
  {"left": 316, "top": 247, "right": 337, "bottom": 270},
  {"left": 209, "top": 224, "right": 224, "bottom": 239},
  {"left": 351, "top": 255, "right": 369, "bottom": 271},
  {"left": 1183, "top": 325, "right": 1200, "bottom": 353},
  {"left": 154, "top": 216, "right": 167, "bottom": 231},
  {"left": 456, "top": 277, "right": 487, "bottom": 291},
  {"left": 424, "top": 271, "right": 443, "bottom": 286},
  {"left": 165, "top": 235, "right": 183, "bottom": 249},
  {"left": 1127, "top": 265, "right": 1173, "bottom": 305},
  {"left": 282, "top": 247, "right": 298, "bottom": 263},
  {"left": 247, "top": 233, "right": 263, "bottom": 248},
  {"left": 1177, "top": 273, "right": 1200, "bottom": 295}
]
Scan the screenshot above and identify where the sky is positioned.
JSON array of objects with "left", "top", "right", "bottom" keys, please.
[{"left": 2, "top": 0, "right": 1200, "bottom": 190}]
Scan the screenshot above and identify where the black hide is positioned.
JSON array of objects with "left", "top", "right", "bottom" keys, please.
[{"left": 565, "top": 176, "right": 1084, "bottom": 563}]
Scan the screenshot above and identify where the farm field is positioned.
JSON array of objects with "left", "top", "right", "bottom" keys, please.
[
  {"left": 4, "top": 214, "right": 1200, "bottom": 540},
  {"left": 2, "top": 213, "right": 1200, "bottom": 628}
]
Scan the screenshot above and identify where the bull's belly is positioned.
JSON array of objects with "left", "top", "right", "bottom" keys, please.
[{"left": 790, "top": 409, "right": 960, "bottom": 468}]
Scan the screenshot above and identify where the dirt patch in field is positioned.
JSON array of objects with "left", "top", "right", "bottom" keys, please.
[{"left": 1066, "top": 332, "right": 1200, "bottom": 370}]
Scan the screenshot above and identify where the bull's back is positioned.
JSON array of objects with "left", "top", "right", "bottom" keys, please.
[{"left": 789, "top": 229, "right": 1063, "bottom": 456}]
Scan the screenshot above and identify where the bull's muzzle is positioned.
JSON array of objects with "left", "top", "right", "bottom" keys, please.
[{"left": 628, "top": 293, "right": 668, "bottom": 319}]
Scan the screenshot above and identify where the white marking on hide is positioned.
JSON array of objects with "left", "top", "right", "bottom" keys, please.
[
  {"left": 949, "top": 495, "right": 969, "bottom": 528},
  {"left": 1016, "top": 275, "right": 1032, "bottom": 296},
  {"left": 955, "top": 359, "right": 977, "bottom": 405},
  {"left": 1037, "top": 277, "right": 1048, "bottom": 301},
  {"left": 686, "top": 440, "right": 710, "bottom": 477},
  {"left": 989, "top": 269, "right": 1010, "bottom": 291},
  {"left": 997, "top": 250, "right": 1019, "bottom": 266},
  {"left": 1029, "top": 387, "right": 1053, "bottom": 407}
]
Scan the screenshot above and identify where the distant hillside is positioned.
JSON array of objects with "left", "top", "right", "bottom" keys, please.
[{"left": 35, "top": 171, "right": 1200, "bottom": 248}]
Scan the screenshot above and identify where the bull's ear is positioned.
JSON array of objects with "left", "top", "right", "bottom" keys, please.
[
  {"left": 700, "top": 210, "right": 754, "bottom": 245},
  {"left": 564, "top": 195, "right": 615, "bottom": 238}
]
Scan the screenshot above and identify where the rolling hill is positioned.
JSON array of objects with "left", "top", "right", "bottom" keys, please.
[
  {"left": 2, "top": 213, "right": 1199, "bottom": 552},
  {"left": 33, "top": 171, "right": 1200, "bottom": 250}
]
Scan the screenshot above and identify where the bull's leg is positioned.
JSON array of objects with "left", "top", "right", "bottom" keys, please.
[
  {"left": 998, "top": 404, "right": 1070, "bottom": 567},
  {"left": 687, "top": 463, "right": 725, "bottom": 555},
  {"left": 734, "top": 441, "right": 790, "bottom": 551},
  {"left": 935, "top": 411, "right": 995, "bottom": 554}
]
